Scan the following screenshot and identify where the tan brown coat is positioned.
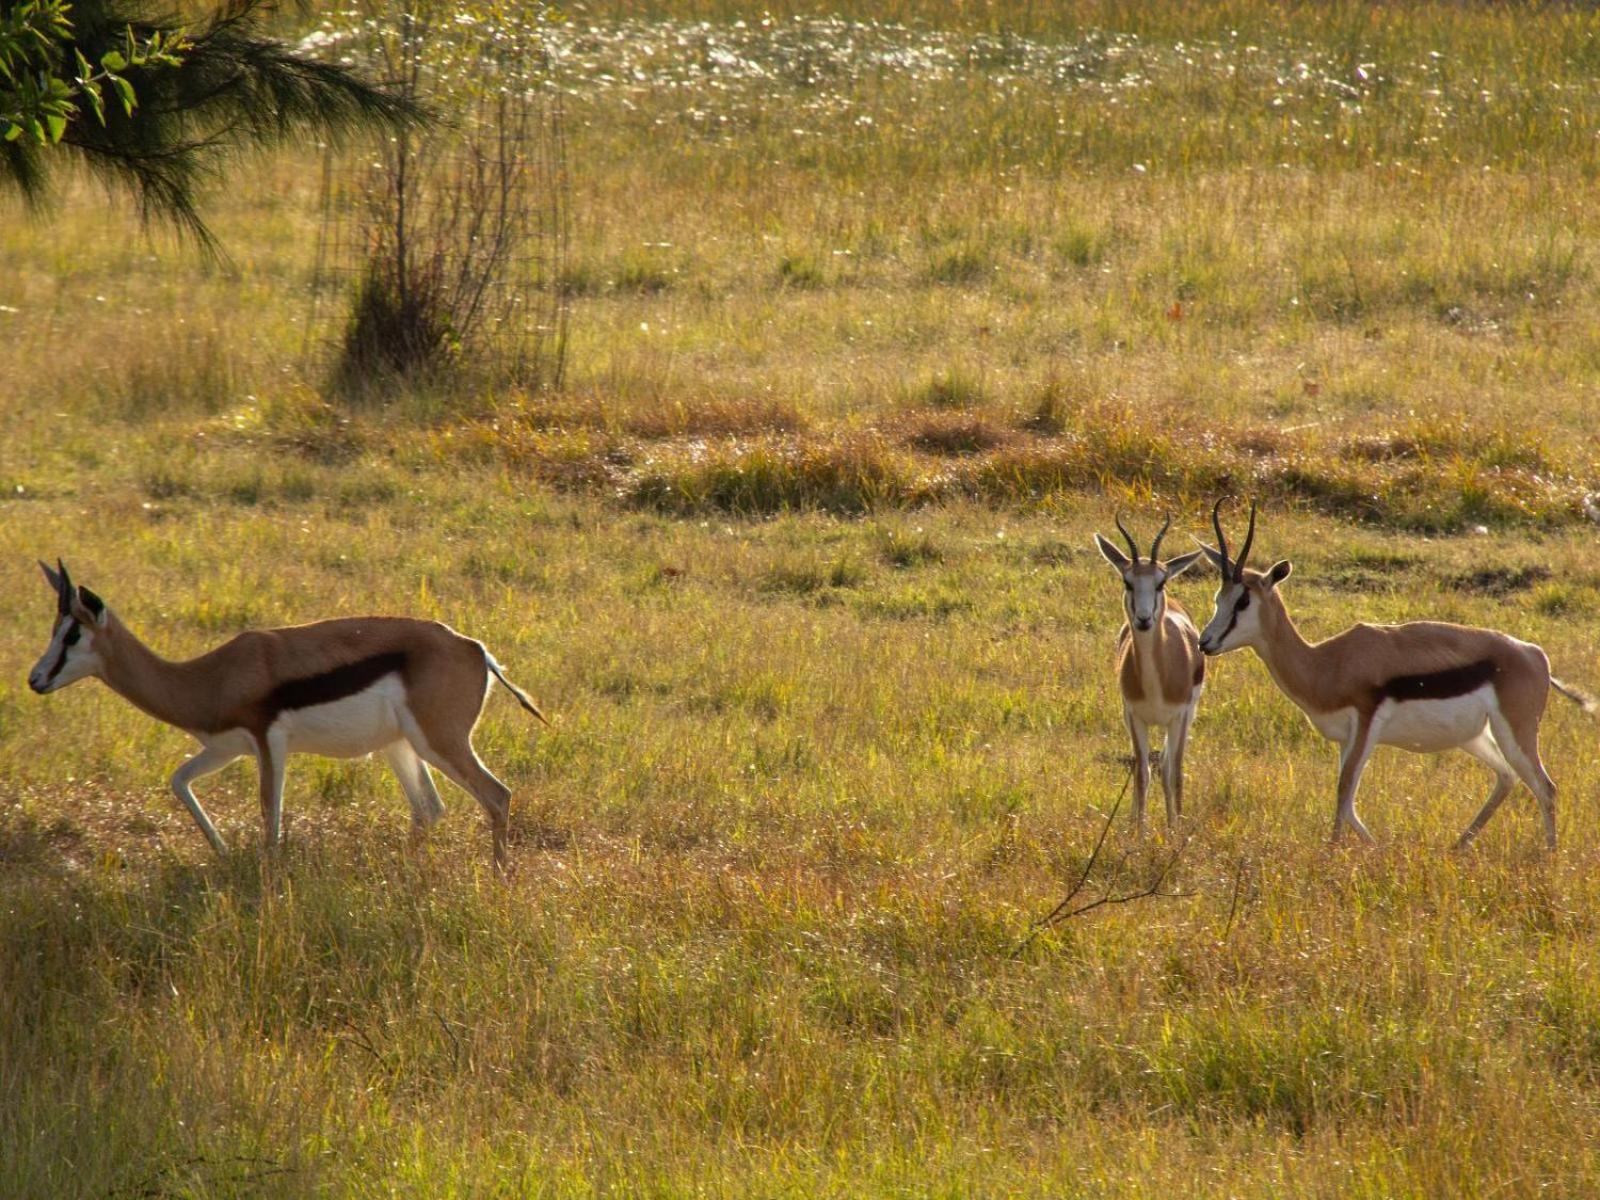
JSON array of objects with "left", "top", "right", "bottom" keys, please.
[
  {"left": 29, "top": 562, "right": 544, "bottom": 869},
  {"left": 1198, "top": 519, "right": 1576, "bottom": 850}
]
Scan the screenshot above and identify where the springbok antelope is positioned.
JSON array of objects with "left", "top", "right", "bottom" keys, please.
[
  {"left": 1094, "top": 514, "right": 1207, "bottom": 832},
  {"left": 27, "top": 560, "right": 548, "bottom": 869},
  {"left": 1196, "top": 500, "right": 1590, "bottom": 850}
]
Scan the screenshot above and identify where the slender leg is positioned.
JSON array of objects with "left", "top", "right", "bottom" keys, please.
[
  {"left": 409, "top": 734, "right": 512, "bottom": 871},
  {"left": 1125, "top": 708, "right": 1151, "bottom": 835},
  {"left": 257, "top": 730, "right": 288, "bottom": 849},
  {"left": 1454, "top": 729, "right": 1516, "bottom": 850},
  {"left": 1163, "top": 704, "right": 1194, "bottom": 827},
  {"left": 169, "top": 743, "right": 243, "bottom": 854},
  {"left": 385, "top": 741, "right": 446, "bottom": 845},
  {"left": 1486, "top": 709, "right": 1558, "bottom": 852},
  {"left": 1333, "top": 721, "right": 1378, "bottom": 845}
]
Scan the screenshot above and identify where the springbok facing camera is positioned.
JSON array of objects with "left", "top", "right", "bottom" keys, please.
[
  {"left": 28, "top": 560, "right": 548, "bottom": 870},
  {"left": 1094, "top": 514, "right": 1207, "bottom": 832},
  {"left": 1196, "top": 501, "right": 1591, "bottom": 850}
]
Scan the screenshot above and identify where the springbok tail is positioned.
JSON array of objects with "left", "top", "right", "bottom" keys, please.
[
  {"left": 1550, "top": 675, "right": 1599, "bottom": 716},
  {"left": 486, "top": 653, "right": 551, "bottom": 727}
]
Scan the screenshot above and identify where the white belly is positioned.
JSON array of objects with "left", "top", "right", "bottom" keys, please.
[
  {"left": 198, "top": 728, "right": 256, "bottom": 758},
  {"left": 273, "top": 676, "right": 407, "bottom": 758},
  {"left": 1374, "top": 688, "right": 1492, "bottom": 753},
  {"left": 1308, "top": 706, "right": 1358, "bottom": 743},
  {"left": 1127, "top": 688, "right": 1199, "bottom": 729},
  {"left": 1126, "top": 647, "right": 1201, "bottom": 730}
]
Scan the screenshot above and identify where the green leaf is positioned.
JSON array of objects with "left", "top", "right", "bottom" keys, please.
[
  {"left": 2, "top": 123, "right": 22, "bottom": 143},
  {"left": 110, "top": 73, "right": 135, "bottom": 115},
  {"left": 100, "top": 49, "right": 127, "bottom": 72},
  {"left": 44, "top": 111, "right": 65, "bottom": 141}
]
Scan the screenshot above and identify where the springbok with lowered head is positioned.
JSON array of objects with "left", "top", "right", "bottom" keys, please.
[
  {"left": 1094, "top": 514, "right": 1207, "bottom": 832},
  {"left": 28, "top": 560, "right": 547, "bottom": 869},
  {"left": 1196, "top": 501, "right": 1589, "bottom": 850}
]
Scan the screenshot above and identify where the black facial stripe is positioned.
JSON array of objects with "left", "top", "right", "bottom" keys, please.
[
  {"left": 43, "top": 620, "right": 79, "bottom": 684},
  {"left": 265, "top": 652, "right": 408, "bottom": 719},
  {"left": 1211, "top": 593, "right": 1246, "bottom": 642},
  {"left": 1378, "top": 659, "right": 1497, "bottom": 704}
]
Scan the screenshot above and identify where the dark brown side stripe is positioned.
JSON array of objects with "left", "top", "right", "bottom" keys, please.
[
  {"left": 1378, "top": 658, "right": 1496, "bottom": 704},
  {"left": 265, "top": 652, "right": 407, "bottom": 720}
]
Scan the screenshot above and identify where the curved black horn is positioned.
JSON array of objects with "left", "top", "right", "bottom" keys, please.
[
  {"left": 1113, "top": 512, "right": 1140, "bottom": 564},
  {"left": 1210, "top": 498, "right": 1231, "bottom": 577},
  {"left": 56, "top": 558, "right": 73, "bottom": 615},
  {"left": 1149, "top": 512, "right": 1172, "bottom": 562},
  {"left": 1235, "top": 501, "right": 1258, "bottom": 578}
]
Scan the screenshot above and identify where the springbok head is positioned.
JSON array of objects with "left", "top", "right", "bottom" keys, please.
[
  {"left": 1094, "top": 513, "right": 1203, "bottom": 634},
  {"left": 28, "top": 560, "right": 109, "bottom": 694},
  {"left": 1196, "top": 499, "right": 1292, "bottom": 655}
]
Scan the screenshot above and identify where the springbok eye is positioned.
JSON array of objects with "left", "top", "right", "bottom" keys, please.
[
  {"left": 1236, "top": 593, "right": 1251, "bottom": 611},
  {"left": 63, "top": 625, "right": 81, "bottom": 647}
]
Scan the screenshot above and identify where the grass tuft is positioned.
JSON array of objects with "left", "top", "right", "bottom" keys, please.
[
  {"left": 909, "top": 367, "right": 988, "bottom": 411},
  {"left": 875, "top": 525, "right": 945, "bottom": 568},
  {"left": 626, "top": 435, "right": 924, "bottom": 516},
  {"left": 905, "top": 410, "right": 1010, "bottom": 457},
  {"left": 925, "top": 243, "right": 993, "bottom": 285}
]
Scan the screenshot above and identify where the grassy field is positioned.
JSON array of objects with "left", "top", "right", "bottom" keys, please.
[{"left": 6, "top": 1, "right": 1600, "bottom": 1195}]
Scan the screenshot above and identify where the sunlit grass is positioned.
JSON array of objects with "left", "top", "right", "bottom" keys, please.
[
  {"left": 7, "top": 1, "right": 1600, "bottom": 1194},
  {"left": 6, "top": 489, "right": 1600, "bottom": 1195}
]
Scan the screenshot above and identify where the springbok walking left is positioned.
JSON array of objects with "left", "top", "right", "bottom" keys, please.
[
  {"left": 28, "top": 560, "right": 548, "bottom": 870},
  {"left": 1197, "top": 501, "right": 1592, "bottom": 851}
]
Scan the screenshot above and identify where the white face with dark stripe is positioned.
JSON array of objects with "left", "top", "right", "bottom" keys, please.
[
  {"left": 29, "top": 612, "right": 103, "bottom": 693},
  {"left": 1094, "top": 535, "right": 1201, "bottom": 634},
  {"left": 1198, "top": 578, "right": 1259, "bottom": 655},
  {"left": 1198, "top": 559, "right": 1291, "bottom": 655},
  {"left": 30, "top": 561, "right": 108, "bottom": 694},
  {"left": 1122, "top": 564, "right": 1170, "bottom": 633}
]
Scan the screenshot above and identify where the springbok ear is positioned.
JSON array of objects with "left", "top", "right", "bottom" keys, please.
[
  {"left": 1162, "top": 549, "right": 1204, "bottom": 581},
  {"left": 1193, "top": 539, "right": 1228, "bottom": 575},
  {"left": 72, "top": 586, "right": 108, "bottom": 628},
  {"left": 1266, "top": 559, "right": 1293, "bottom": 589},
  {"left": 1093, "top": 533, "right": 1131, "bottom": 571}
]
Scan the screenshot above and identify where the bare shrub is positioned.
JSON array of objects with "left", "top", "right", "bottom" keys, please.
[{"left": 306, "top": 1, "right": 569, "bottom": 399}]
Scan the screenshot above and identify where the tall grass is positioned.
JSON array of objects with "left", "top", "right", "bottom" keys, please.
[
  {"left": 6, "top": 492, "right": 1600, "bottom": 1195},
  {"left": 6, "top": 1, "right": 1600, "bottom": 1194}
]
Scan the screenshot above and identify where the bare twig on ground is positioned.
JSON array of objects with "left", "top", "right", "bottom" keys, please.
[{"left": 1012, "top": 768, "right": 1191, "bottom": 958}]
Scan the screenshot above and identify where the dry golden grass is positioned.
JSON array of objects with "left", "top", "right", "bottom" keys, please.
[{"left": 7, "top": 2, "right": 1600, "bottom": 1195}]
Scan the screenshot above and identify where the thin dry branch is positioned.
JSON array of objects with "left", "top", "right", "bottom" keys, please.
[
  {"left": 1217, "top": 853, "right": 1256, "bottom": 941},
  {"left": 1012, "top": 767, "right": 1191, "bottom": 958}
]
